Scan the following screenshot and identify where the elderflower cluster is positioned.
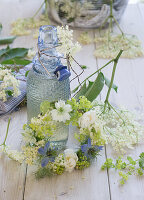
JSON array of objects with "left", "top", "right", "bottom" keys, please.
[
  {"left": 27, "top": 49, "right": 36, "bottom": 59},
  {"left": 1, "top": 146, "right": 24, "bottom": 163},
  {"left": 78, "top": 32, "right": 92, "bottom": 45},
  {"left": 94, "top": 33, "right": 144, "bottom": 59},
  {"left": 93, "top": 101, "right": 144, "bottom": 153},
  {"left": 57, "top": 25, "right": 81, "bottom": 57},
  {"left": 0, "top": 67, "right": 20, "bottom": 102},
  {"left": 11, "top": 15, "right": 50, "bottom": 36}
]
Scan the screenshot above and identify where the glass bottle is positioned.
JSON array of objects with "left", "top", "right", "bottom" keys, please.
[{"left": 27, "top": 25, "right": 71, "bottom": 149}]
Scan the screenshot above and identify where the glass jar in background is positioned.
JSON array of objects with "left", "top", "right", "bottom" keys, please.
[
  {"left": 27, "top": 25, "right": 71, "bottom": 149},
  {"left": 47, "top": 0, "right": 128, "bottom": 29}
]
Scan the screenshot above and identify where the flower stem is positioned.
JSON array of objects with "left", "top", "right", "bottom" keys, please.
[
  {"left": 109, "top": 0, "right": 113, "bottom": 33},
  {"left": 0, "top": 118, "right": 11, "bottom": 146},
  {"left": 104, "top": 50, "right": 123, "bottom": 111},
  {"left": 32, "top": 1, "right": 45, "bottom": 18},
  {"left": 81, "top": 58, "right": 114, "bottom": 85},
  {"left": 99, "top": 0, "right": 124, "bottom": 36}
]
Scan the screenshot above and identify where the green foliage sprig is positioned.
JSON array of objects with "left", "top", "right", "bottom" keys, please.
[{"left": 101, "top": 154, "right": 144, "bottom": 185}]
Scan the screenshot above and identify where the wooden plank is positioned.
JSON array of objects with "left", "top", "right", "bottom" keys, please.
[
  {"left": 24, "top": 31, "right": 110, "bottom": 200},
  {"left": 0, "top": 108, "right": 27, "bottom": 200},
  {"left": 95, "top": 4, "right": 144, "bottom": 200}
]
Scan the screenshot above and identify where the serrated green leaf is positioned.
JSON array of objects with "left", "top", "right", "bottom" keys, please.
[
  {"left": 2, "top": 58, "right": 31, "bottom": 65},
  {"left": 0, "top": 36, "right": 16, "bottom": 45},
  {"left": 40, "top": 101, "right": 51, "bottom": 115},
  {"left": 0, "top": 48, "right": 29, "bottom": 62},
  {"left": 75, "top": 82, "right": 87, "bottom": 100},
  {"left": 85, "top": 72, "right": 104, "bottom": 102},
  {"left": 104, "top": 76, "right": 118, "bottom": 93}
]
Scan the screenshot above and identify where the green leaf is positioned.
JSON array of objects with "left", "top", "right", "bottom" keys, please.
[
  {"left": 0, "top": 48, "right": 29, "bottom": 62},
  {"left": 0, "top": 36, "right": 16, "bottom": 45},
  {"left": 87, "top": 81, "right": 93, "bottom": 90},
  {"left": 40, "top": 101, "right": 51, "bottom": 115},
  {"left": 0, "top": 23, "right": 2, "bottom": 33},
  {"left": 81, "top": 65, "right": 87, "bottom": 69},
  {"left": 25, "top": 70, "right": 30, "bottom": 77},
  {"left": 5, "top": 90, "right": 13, "bottom": 96},
  {"left": 127, "top": 156, "right": 136, "bottom": 165},
  {"left": 1, "top": 58, "right": 31, "bottom": 65},
  {"left": 85, "top": 72, "right": 104, "bottom": 102},
  {"left": 139, "top": 152, "right": 144, "bottom": 170},
  {"left": 0, "top": 46, "right": 10, "bottom": 57},
  {"left": 72, "top": 85, "right": 80, "bottom": 94},
  {"left": 75, "top": 82, "right": 87, "bottom": 100},
  {"left": 104, "top": 76, "right": 118, "bottom": 93}
]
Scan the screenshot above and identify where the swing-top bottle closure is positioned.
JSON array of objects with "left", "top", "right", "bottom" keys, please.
[{"left": 32, "top": 25, "right": 71, "bottom": 81}]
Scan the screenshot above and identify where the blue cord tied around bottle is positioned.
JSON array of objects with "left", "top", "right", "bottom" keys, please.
[{"left": 54, "top": 65, "right": 71, "bottom": 81}]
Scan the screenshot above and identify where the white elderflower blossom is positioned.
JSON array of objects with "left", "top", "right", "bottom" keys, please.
[
  {"left": 1, "top": 146, "right": 24, "bottom": 163},
  {"left": 93, "top": 101, "right": 144, "bottom": 153},
  {"left": 27, "top": 49, "right": 36, "bottom": 59},
  {"left": 51, "top": 100, "right": 72, "bottom": 122},
  {"left": 64, "top": 149, "right": 78, "bottom": 172},
  {"left": 0, "top": 67, "right": 20, "bottom": 102},
  {"left": 57, "top": 25, "right": 81, "bottom": 57}
]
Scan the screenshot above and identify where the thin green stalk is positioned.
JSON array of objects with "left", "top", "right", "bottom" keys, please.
[
  {"left": 104, "top": 50, "right": 123, "bottom": 111},
  {"left": 107, "top": 102, "right": 125, "bottom": 125},
  {"left": 0, "top": 118, "right": 11, "bottom": 146},
  {"left": 99, "top": 0, "right": 124, "bottom": 36},
  {"left": 32, "top": 1, "right": 45, "bottom": 18},
  {"left": 112, "top": 16, "right": 124, "bottom": 35},
  {"left": 44, "top": 0, "right": 48, "bottom": 17},
  {"left": 80, "top": 58, "right": 115, "bottom": 85},
  {"left": 109, "top": 0, "right": 113, "bottom": 33}
]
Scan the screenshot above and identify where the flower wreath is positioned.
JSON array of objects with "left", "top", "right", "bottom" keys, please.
[{"left": 1, "top": 94, "right": 144, "bottom": 180}]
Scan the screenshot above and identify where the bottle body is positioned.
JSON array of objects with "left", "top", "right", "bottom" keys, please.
[{"left": 26, "top": 25, "right": 70, "bottom": 149}]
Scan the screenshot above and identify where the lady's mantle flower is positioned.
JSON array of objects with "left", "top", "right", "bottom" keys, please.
[
  {"left": 38, "top": 142, "right": 57, "bottom": 167},
  {"left": 51, "top": 100, "right": 72, "bottom": 122},
  {"left": 81, "top": 138, "right": 103, "bottom": 159},
  {"left": 64, "top": 149, "right": 78, "bottom": 172},
  {"left": 78, "top": 110, "right": 97, "bottom": 128}
]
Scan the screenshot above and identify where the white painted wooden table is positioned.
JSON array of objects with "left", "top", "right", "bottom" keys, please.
[{"left": 0, "top": 1, "right": 144, "bottom": 199}]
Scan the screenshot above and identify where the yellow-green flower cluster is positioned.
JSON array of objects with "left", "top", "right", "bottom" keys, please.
[
  {"left": 22, "top": 140, "right": 45, "bottom": 165},
  {"left": 67, "top": 97, "right": 92, "bottom": 126},
  {"left": 29, "top": 113, "right": 56, "bottom": 140},
  {"left": 52, "top": 154, "right": 65, "bottom": 175}
]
